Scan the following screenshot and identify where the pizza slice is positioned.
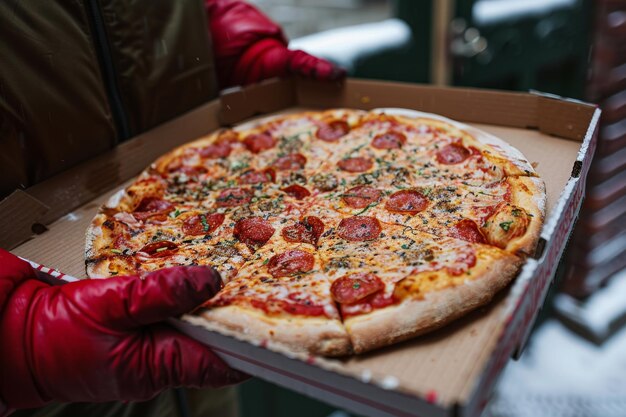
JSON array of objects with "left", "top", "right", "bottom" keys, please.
[
  {"left": 316, "top": 221, "right": 521, "bottom": 353},
  {"left": 341, "top": 240, "right": 521, "bottom": 353},
  {"left": 198, "top": 244, "right": 352, "bottom": 356}
]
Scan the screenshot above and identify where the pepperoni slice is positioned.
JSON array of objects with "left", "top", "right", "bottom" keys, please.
[
  {"left": 436, "top": 142, "right": 471, "bottom": 165},
  {"left": 449, "top": 219, "right": 486, "bottom": 244},
  {"left": 337, "top": 216, "right": 382, "bottom": 241},
  {"left": 199, "top": 140, "right": 232, "bottom": 159},
  {"left": 182, "top": 213, "right": 225, "bottom": 236},
  {"left": 233, "top": 217, "right": 275, "bottom": 248},
  {"left": 273, "top": 153, "right": 307, "bottom": 171},
  {"left": 133, "top": 198, "right": 174, "bottom": 221},
  {"left": 134, "top": 197, "right": 172, "bottom": 213},
  {"left": 239, "top": 168, "right": 276, "bottom": 185},
  {"left": 316, "top": 120, "right": 350, "bottom": 142},
  {"left": 385, "top": 190, "right": 428, "bottom": 214},
  {"left": 215, "top": 188, "right": 253, "bottom": 207},
  {"left": 340, "top": 291, "right": 397, "bottom": 318},
  {"left": 138, "top": 241, "right": 178, "bottom": 258},
  {"left": 243, "top": 132, "right": 276, "bottom": 153},
  {"left": 368, "top": 291, "right": 397, "bottom": 308},
  {"left": 267, "top": 250, "right": 315, "bottom": 277},
  {"left": 331, "top": 273, "right": 384, "bottom": 304},
  {"left": 371, "top": 131, "right": 406, "bottom": 149},
  {"left": 337, "top": 157, "right": 373, "bottom": 173},
  {"left": 341, "top": 186, "right": 382, "bottom": 209},
  {"left": 281, "top": 216, "right": 324, "bottom": 246},
  {"left": 281, "top": 184, "right": 311, "bottom": 200}
]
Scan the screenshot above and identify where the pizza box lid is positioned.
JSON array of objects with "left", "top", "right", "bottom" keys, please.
[{"left": 2, "top": 78, "right": 600, "bottom": 417}]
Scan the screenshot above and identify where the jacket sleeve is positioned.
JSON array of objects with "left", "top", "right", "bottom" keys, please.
[{"left": 205, "top": 0, "right": 287, "bottom": 88}]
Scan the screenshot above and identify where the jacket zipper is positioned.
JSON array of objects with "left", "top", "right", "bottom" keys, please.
[{"left": 84, "top": 0, "right": 131, "bottom": 141}]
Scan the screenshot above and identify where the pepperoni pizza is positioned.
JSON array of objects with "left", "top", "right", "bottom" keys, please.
[{"left": 86, "top": 108, "right": 545, "bottom": 356}]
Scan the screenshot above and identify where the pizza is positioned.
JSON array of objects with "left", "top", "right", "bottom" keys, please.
[{"left": 85, "top": 108, "right": 545, "bottom": 356}]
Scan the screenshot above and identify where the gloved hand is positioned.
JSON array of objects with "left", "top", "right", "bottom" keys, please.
[
  {"left": 0, "top": 249, "right": 247, "bottom": 414},
  {"left": 206, "top": 0, "right": 346, "bottom": 88}
]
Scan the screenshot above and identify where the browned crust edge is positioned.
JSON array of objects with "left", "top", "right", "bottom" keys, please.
[
  {"left": 85, "top": 189, "right": 132, "bottom": 278},
  {"left": 85, "top": 213, "right": 109, "bottom": 278},
  {"left": 197, "top": 305, "right": 352, "bottom": 357},
  {"left": 506, "top": 176, "right": 547, "bottom": 256},
  {"left": 344, "top": 253, "right": 522, "bottom": 354}
]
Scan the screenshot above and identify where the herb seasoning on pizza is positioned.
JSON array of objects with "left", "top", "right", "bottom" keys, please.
[{"left": 86, "top": 108, "right": 545, "bottom": 356}]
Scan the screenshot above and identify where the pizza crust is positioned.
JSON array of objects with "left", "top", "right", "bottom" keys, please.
[
  {"left": 505, "top": 176, "right": 546, "bottom": 256},
  {"left": 85, "top": 213, "right": 109, "bottom": 278},
  {"left": 344, "top": 252, "right": 521, "bottom": 353},
  {"left": 198, "top": 304, "right": 352, "bottom": 357},
  {"left": 85, "top": 260, "right": 109, "bottom": 278}
]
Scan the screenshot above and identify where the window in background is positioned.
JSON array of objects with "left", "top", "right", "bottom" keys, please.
[
  {"left": 249, "top": 0, "right": 393, "bottom": 40},
  {"left": 249, "top": 0, "right": 431, "bottom": 84}
]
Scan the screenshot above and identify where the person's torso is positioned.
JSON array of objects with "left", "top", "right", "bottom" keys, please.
[{"left": 0, "top": 0, "right": 218, "bottom": 198}]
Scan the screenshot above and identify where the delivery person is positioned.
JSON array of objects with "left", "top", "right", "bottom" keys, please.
[{"left": 0, "top": 0, "right": 344, "bottom": 416}]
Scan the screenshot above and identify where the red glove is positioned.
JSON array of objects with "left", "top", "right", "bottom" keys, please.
[
  {"left": 206, "top": 0, "right": 346, "bottom": 88},
  {"left": 0, "top": 250, "right": 247, "bottom": 414}
]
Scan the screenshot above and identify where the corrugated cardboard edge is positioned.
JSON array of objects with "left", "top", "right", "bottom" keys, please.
[
  {"left": 0, "top": 190, "right": 49, "bottom": 250},
  {"left": 175, "top": 315, "right": 447, "bottom": 417},
  {"left": 533, "top": 91, "right": 598, "bottom": 141},
  {"left": 458, "top": 106, "right": 601, "bottom": 417}
]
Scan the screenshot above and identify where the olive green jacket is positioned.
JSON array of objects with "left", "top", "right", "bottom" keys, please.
[{"left": 0, "top": 0, "right": 218, "bottom": 198}]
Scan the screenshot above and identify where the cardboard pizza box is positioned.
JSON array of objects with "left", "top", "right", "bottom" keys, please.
[{"left": 1, "top": 78, "right": 599, "bottom": 417}]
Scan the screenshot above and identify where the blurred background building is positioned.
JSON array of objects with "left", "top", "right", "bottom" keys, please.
[{"left": 237, "top": 1, "right": 626, "bottom": 416}]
